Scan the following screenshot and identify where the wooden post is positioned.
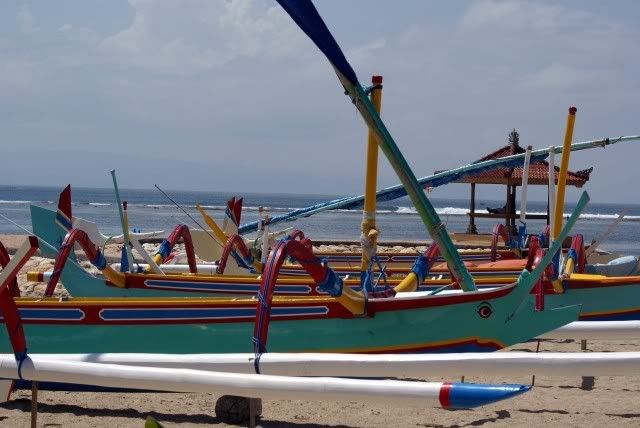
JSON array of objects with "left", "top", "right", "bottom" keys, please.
[
  {"left": 360, "top": 75, "right": 384, "bottom": 274},
  {"left": 466, "top": 183, "right": 478, "bottom": 234},
  {"left": 248, "top": 398, "right": 261, "bottom": 428},
  {"left": 546, "top": 190, "right": 550, "bottom": 225},
  {"left": 30, "top": 381, "right": 38, "bottom": 428},
  {"left": 552, "top": 107, "right": 578, "bottom": 239},
  {"left": 509, "top": 185, "right": 517, "bottom": 233},
  {"left": 505, "top": 185, "right": 511, "bottom": 229}
]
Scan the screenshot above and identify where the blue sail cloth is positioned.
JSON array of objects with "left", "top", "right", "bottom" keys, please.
[{"left": 276, "top": 0, "right": 358, "bottom": 85}]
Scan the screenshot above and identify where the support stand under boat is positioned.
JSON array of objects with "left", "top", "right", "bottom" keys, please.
[{"left": 215, "top": 395, "right": 262, "bottom": 427}]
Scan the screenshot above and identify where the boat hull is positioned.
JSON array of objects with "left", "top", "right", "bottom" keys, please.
[{"left": 0, "top": 283, "right": 579, "bottom": 355}]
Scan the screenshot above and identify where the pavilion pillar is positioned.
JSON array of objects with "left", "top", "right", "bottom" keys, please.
[
  {"left": 466, "top": 183, "right": 478, "bottom": 234},
  {"left": 505, "top": 184, "right": 512, "bottom": 230},
  {"left": 546, "top": 187, "right": 550, "bottom": 225},
  {"left": 510, "top": 185, "right": 517, "bottom": 232}
]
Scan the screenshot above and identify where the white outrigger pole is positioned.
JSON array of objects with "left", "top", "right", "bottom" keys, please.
[
  {"left": 519, "top": 145, "right": 533, "bottom": 224},
  {"left": 19, "top": 348, "right": 640, "bottom": 378},
  {"left": 547, "top": 147, "right": 556, "bottom": 245},
  {"left": 518, "top": 145, "right": 533, "bottom": 244},
  {"left": 0, "top": 356, "right": 530, "bottom": 409}
]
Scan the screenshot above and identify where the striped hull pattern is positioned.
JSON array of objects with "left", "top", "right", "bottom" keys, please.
[
  {"left": 308, "top": 250, "right": 518, "bottom": 266},
  {"left": 0, "top": 282, "right": 580, "bottom": 355}
]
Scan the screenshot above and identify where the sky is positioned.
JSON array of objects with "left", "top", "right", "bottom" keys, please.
[{"left": 1, "top": 0, "right": 639, "bottom": 204}]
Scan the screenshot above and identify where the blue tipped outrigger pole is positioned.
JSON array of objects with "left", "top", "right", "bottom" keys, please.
[
  {"left": 274, "top": 0, "right": 605, "bottom": 291},
  {"left": 238, "top": 135, "right": 640, "bottom": 235}
]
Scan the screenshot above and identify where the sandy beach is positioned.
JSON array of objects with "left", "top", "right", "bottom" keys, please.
[{"left": 1, "top": 234, "right": 639, "bottom": 427}]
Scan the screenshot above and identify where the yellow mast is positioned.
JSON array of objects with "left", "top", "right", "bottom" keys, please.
[
  {"left": 550, "top": 106, "right": 577, "bottom": 293},
  {"left": 360, "top": 75, "right": 383, "bottom": 274},
  {"left": 552, "top": 106, "right": 577, "bottom": 239}
]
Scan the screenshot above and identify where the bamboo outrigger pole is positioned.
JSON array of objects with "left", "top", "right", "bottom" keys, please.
[
  {"left": 550, "top": 107, "right": 577, "bottom": 293},
  {"left": 360, "top": 75, "right": 383, "bottom": 279},
  {"left": 110, "top": 170, "right": 135, "bottom": 273},
  {"left": 552, "top": 106, "right": 577, "bottom": 238}
]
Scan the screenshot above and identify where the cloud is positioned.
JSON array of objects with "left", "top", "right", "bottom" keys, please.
[
  {"left": 1, "top": 1, "right": 639, "bottom": 202},
  {"left": 521, "top": 63, "right": 616, "bottom": 90},
  {"left": 101, "top": 0, "right": 305, "bottom": 72},
  {"left": 457, "top": 0, "right": 610, "bottom": 35},
  {"left": 16, "top": 4, "right": 40, "bottom": 34}
]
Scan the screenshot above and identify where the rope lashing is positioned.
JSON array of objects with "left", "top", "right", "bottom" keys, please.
[
  {"left": 410, "top": 255, "right": 429, "bottom": 285},
  {"left": 317, "top": 268, "right": 343, "bottom": 297},
  {"left": 15, "top": 349, "right": 28, "bottom": 381},
  {"left": 363, "top": 83, "right": 383, "bottom": 95}
]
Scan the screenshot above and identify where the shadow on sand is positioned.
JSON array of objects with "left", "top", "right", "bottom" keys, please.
[{"left": 0, "top": 398, "right": 356, "bottom": 427}]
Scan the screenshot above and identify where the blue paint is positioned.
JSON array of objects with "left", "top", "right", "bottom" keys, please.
[
  {"left": 11, "top": 380, "right": 156, "bottom": 393},
  {"left": 2, "top": 309, "right": 86, "bottom": 321},
  {"left": 143, "top": 280, "right": 311, "bottom": 294},
  {"left": 316, "top": 269, "right": 343, "bottom": 297},
  {"left": 412, "top": 342, "right": 501, "bottom": 354},
  {"left": 99, "top": 306, "right": 328, "bottom": 321},
  {"left": 581, "top": 311, "right": 640, "bottom": 321},
  {"left": 54, "top": 211, "right": 72, "bottom": 231},
  {"left": 447, "top": 383, "right": 530, "bottom": 408},
  {"left": 411, "top": 256, "right": 429, "bottom": 284}
]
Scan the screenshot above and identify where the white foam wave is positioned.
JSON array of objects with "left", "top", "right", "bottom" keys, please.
[
  {"left": 0, "top": 200, "right": 30, "bottom": 204},
  {"left": 145, "top": 204, "right": 175, "bottom": 209},
  {"left": 396, "top": 206, "right": 417, "bottom": 215},
  {"left": 393, "top": 206, "right": 640, "bottom": 221},
  {"left": 438, "top": 207, "right": 470, "bottom": 216},
  {"left": 88, "top": 202, "right": 111, "bottom": 207},
  {"left": 198, "top": 205, "right": 227, "bottom": 210}
]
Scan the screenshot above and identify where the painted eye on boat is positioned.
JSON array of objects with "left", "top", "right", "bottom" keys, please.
[{"left": 477, "top": 302, "right": 493, "bottom": 319}]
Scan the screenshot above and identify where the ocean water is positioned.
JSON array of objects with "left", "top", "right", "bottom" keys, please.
[{"left": 0, "top": 185, "right": 639, "bottom": 255}]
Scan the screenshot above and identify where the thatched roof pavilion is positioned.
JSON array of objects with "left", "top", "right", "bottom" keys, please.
[{"left": 438, "top": 129, "right": 592, "bottom": 234}]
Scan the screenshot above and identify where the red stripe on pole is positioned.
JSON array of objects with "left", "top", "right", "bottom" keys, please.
[{"left": 439, "top": 382, "right": 452, "bottom": 408}]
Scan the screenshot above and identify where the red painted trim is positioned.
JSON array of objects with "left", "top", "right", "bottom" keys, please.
[
  {"left": 439, "top": 383, "right": 451, "bottom": 408},
  {"left": 370, "top": 283, "right": 515, "bottom": 312},
  {"left": 559, "top": 278, "right": 640, "bottom": 291}
]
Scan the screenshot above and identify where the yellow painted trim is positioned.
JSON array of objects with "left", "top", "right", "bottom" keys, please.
[
  {"left": 551, "top": 279, "right": 564, "bottom": 293},
  {"left": 15, "top": 295, "right": 338, "bottom": 306},
  {"left": 195, "top": 203, "right": 228, "bottom": 244},
  {"left": 552, "top": 108, "right": 577, "bottom": 238},
  {"left": 26, "top": 272, "right": 40, "bottom": 282},
  {"left": 102, "top": 266, "right": 126, "bottom": 288},
  {"left": 569, "top": 273, "right": 607, "bottom": 280},
  {"left": 393, "top": 272, "right": 418, "bottom": 293},
  {"left": 563, "top": 258, "right": 575, "bottom": 276}
]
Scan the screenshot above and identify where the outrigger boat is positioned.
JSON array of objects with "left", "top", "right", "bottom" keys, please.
[
  {"left": 3, "top": 0, "right": 636, "bottom": 365},
  {"left": 25, "top": 186, "right": 638, "bottom": 319},
  {"left": 0, "top": 0, "right": 594, "bottom": 356},
  {"left": 22, "top": 192, "right": 640, "bottom": 322},
  {"left": 0, "top": 219, "right": 579, "bottom": 355}
]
